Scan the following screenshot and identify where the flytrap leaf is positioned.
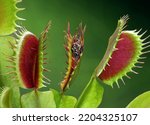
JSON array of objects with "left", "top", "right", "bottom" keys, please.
[
  {"left": 60, "top": 23, "right": 86, "bottom": 92},
  {"left": 0, "top": 0, "right": 24, "bottom": 35},
  {"left": 127, "top": 91, "right": 150, "bottom": 108},
  {"left": 0, "top": 36, "right": 16, "bottom": 87},
  {"left": 0, "top": 86, "right": 20, "bottom": 108},
  {"left": 52, "top": 89, "right": 77, "bottom": 108},
  {"left": 21, "top": 90, "right": 56, "bottom": 108},
  {"left": 21, "top": 89, "right": 77, "bottom": 108},
  {"left": 0, "top": 87, "right": 10, "bottom": 107},
  {"left": 7, "top": 22, "right": 51, "bottom": 89},
  {"left": 59, "top": 95, "right": 77, "bottom": 108},
  {"left": 75, "top": 75, "right": 104, "bottom": 108},
  {"left": 96, "top": 15, "right": 150, "bottom": 87}
]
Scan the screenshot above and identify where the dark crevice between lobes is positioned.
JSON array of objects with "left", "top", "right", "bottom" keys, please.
[{"left": 19, "top": 34, "right": 39, "bottom": 88}]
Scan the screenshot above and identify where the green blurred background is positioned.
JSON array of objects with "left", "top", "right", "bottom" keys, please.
[{"left": 19, "top": 0, "right": 150, "bottom": 107}]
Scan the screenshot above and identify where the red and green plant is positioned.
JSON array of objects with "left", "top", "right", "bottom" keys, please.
[{"left": 0, "top": 0, "right": 150, "bottom": 108}]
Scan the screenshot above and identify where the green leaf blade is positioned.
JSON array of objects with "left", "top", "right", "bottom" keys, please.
[
  {"left": 59, "top": 95, "right": 77, "bottom": 108},
  {"left": 38, "top": 91, "right": 56, "bottom": 108},
  {"left": 21, "top": 90, "right": 56, "bottom": 108},
  {"left": 127, "top": 91, "right": 150, "bottom": 108},
  {"left": 0, "top": 36, "right": 16, "bottom": 87},
  {"left": 76, "top": 76, "right": 104, "bottom": 108},
  {"left": 9, "top": 86, "right": 21, "bottom": 108},
  {"left": 21, "top": 91, "right": 39, "bottom": 108},
  {"left": 0, "top": 87, "right": 11, "bottom": 108},
  {"left": 51, "top": 89, "right": 61, "bottom": 108},
  {"left": 0, "top": 0, "right": 24, "bottom": 35},
  {"left": 51, "top": 89, "right": 77, "bottom": 108}
]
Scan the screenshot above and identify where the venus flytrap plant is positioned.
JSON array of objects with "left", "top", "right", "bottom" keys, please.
[
  {"left": 76, "top": 15, "right": 150, "bottom": 108},
  {"left": 0, "top": 0, "right": 150, "bottom": 108},
  {"left": 0, "top": 0, "right": 23, "bottom": 88},
  {"left": 19, "top": 22, "right": 78, "bottom": 108},
  {"left": 0, "top": 87, "right": 11, "bottom": 107},
  {"left": 0, "top": 0, "right": 24, "bottom": 108},
  {"left": 48, "top": 23, "right": 86, "bottom": 108},
  {"left": 3, "top": 22, "right": 80, "bottom": 108},
  {"left": 0, "top": 22, "right": 51, "bottom": 89},
  {"left": 0, "top": 86, "right": 20, "bottom": 107},
  {"left": 60, "top": 23, "right": 85, "bottom": 92},
  {"left": 0, "top": 36, "right": 22, "bottom": 108},
  {"left": 0, "top": 21, "right": 56, "bottom": 108},
  {"left": 52, "top": 89, "right": 77, "bottom": 108},
  {"left": 15, "top": 22, "right": 57, "bottom": 108},
  {"left": 10, "top": 22, "right": 51, "bottom": 89},
  {"left": 0, "top": 0, "right": 24, "bottom": 35},
  {"left": 0, "top": 21, "right": 83, "bottom": 108},
  {"left": 97, "top": 15, "right": 150, "bottom": 87},
  {"left": 0, "top": 36, "right": 16, "bottom": 87}
]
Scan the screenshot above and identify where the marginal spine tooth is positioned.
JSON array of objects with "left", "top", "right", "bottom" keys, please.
[
  {"left": 14, "top": 32, "right": 20, "bottom": 38},
  {"left": 142, "top": 35, "right": 150, "bottom": 41},
  {"left": 15, "top": 24, "right": 22, "bottom": 28},
  {"left": 137, "top": 61, "right": 145, "bottom": 64},
  {"left": 116, "top": 81, "right": 120, "bottom": 88},
  {"left": 42, "top": 80, "right": 49, "bottom": 84},
  {"left": 121, "top": 77, "right": 125, "bottom": 85},
  {"left": 18, "top": 8, "right": 25, "bottom": 11},
  {"left": 103, "top": 67, "right": 106, "bottom": 71},
  {"left": 125, "top": 74, "right": 131, "bottom": 79},
  {"left": 111, "top": 84, "right": 114, "bottom": 88},
  {"left": 140, "top": 30, "right": 147, "bottom": 38},
  {"left": 136, "top": 28, "right": 142, "bottom": 34},
  {"left": 114, "top": 47, "right": 119, "bottom": 51},
  {"left": 118, "top": 38, "right": 124, "bottom": 41},
  {"left": 64, "top": 45, "right": 69, "bottom": 51},
  {"left": 109, "top": 55, "right": 112, "bottom": 59},
  {"left": 17, "top": 17, "right": 25, "bottom": 21},
  {"left": 134, "top": 65, "right": 143, "bottom": 68},
  {"left": 42, "top": 75, "right": 51, "bottom": 82},
  {"left": 43, "top": 68, "right": 50, "bottom": 72},
  {"left": 142, "top": 41, "right": 150, "bottom": 46},
  {"left": 122, "top": 25, "right": 128, "bottom": 30},
  {"left": 142, "top": 45, "right": 150, "bottom": 49},
  {"left": 139, "top": 56, "right": 147, "bottom": 59},
  {"left": 131, "top": 69, "right": 138, "bottom": 74},
  {"left": 18, "top": 28, "right": 24, "bottom": 34},
  {"left": 142, "top": 50, "right": 150, "bottom": 54},
  {"left": 107, "top": 63, "right": 110, "bottom": 66}
]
